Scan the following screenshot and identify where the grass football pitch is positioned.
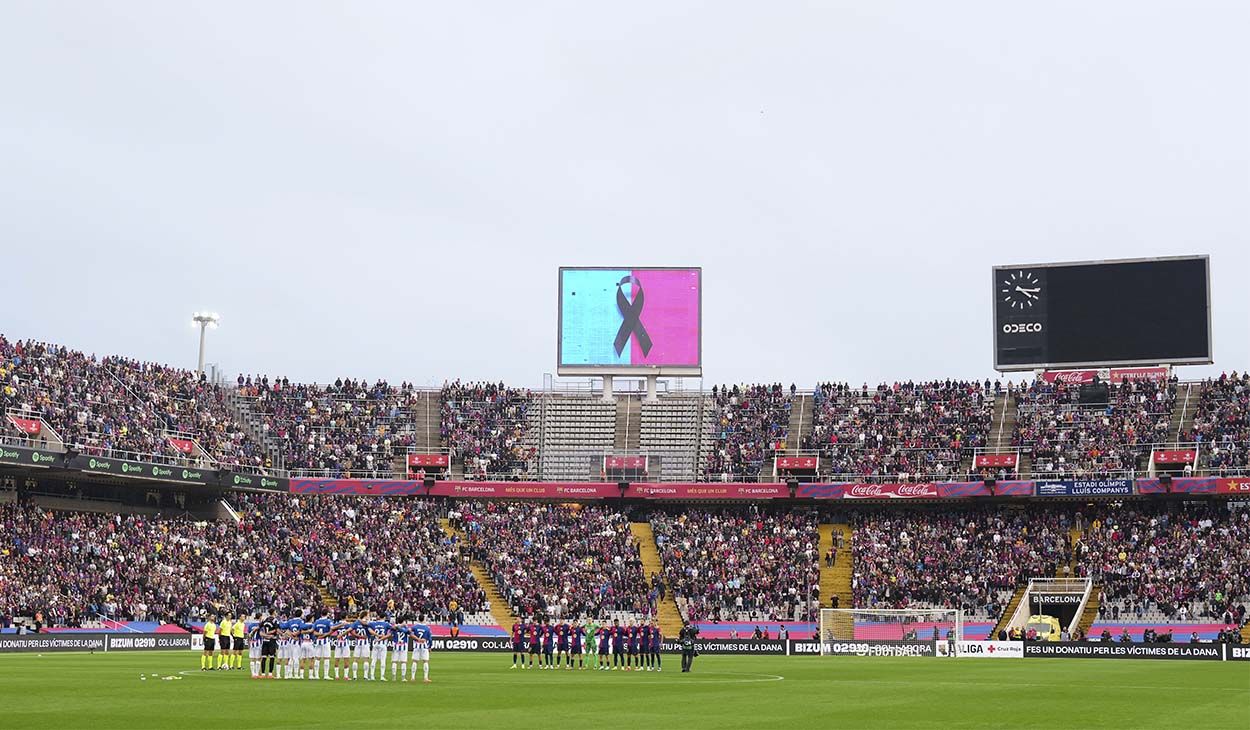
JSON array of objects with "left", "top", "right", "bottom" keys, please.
[{"left": 4, "top": 651, "right": 1247, "bottom": 729}]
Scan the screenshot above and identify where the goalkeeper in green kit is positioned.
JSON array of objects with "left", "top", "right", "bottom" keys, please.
[{"left": 584, "top": 618, "right": 600, "bottom": 670}]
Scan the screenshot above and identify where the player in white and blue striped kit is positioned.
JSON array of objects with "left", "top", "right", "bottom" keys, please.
[
  {"left": 407, "top": 622, "right": 433, "bottom": 684},
  {"left": 389, "top": 621, "right": 410, "bottom": 682}
]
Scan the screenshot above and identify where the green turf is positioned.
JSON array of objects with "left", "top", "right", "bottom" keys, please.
[{"left": 3, "top": 651, "right": 1247, "bottom": 729}]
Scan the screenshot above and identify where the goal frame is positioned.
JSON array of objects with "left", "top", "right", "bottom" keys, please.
[{"left": 818, "top": 608, "right": 963, "bottom": 653}]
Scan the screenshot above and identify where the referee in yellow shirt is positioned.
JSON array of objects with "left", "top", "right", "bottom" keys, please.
[
  {"left": 232, "top": 616, "right": 246, "bottom": 670},
  {"left": 218, "top": 615, "right": 234, "bottom": 670},
  {"left": 201, "top": 614, "right": 218, "bottom": 671}
]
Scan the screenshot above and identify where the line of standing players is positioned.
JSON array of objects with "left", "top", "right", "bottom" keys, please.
[
  {"left": 240, "top": 610, "right": 435, "bottom": 683},
  {"left": 510, "top": 617, "right": 663, "bottom": 671}
]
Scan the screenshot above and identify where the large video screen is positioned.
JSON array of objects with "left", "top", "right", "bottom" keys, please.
[
  {"left": 993, "top": 256, "right": 1211, "bottom": 371},
  {"left": 558, "top": 267, "right": 701, "bottom": 373}
]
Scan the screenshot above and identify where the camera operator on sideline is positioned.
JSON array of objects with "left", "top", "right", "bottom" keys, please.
[{"left": 679, "top": 623, "right": 700, "bottom": 673}]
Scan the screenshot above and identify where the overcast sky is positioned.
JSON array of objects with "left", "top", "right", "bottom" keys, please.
[{"left": 2, "top": 1, "right": 1246, "bottom": 389}]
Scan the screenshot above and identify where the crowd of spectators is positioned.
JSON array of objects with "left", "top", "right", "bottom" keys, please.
[
  {"left": 107, "top": 358, "right": 265, "bottom": 471},
  {"left": 650, "top": 508, "right": 820, "bottom": 623},
  {"left": 0, "top": 494, "right": 488, "bottom": 628},
  {"left": 1012, "top": 377, "right": 1176, "bottom": 476},
  {"left": 706, "top": 384, "right": 792, "bottom": 481},
  {"left": 0, "top": 336, "right": 264, "bottom": 469},
  {"left": 0, "top": 498, "right": 317, "bottom": 626},
  {"left": 803, "top": 380, "right": 992, "bottom": 481},
  {"left": 456, "top": 501, "right": 649, "bottom": 619},
  {"left": 1074, "top": 501, "right": 1250, "bottom": 624},
  {"left": 851, "top": 507, "right": 1070, "bottom": 619},
  {"left": 240, "top": 375, "right": 422, "bottom": 477},
  {"left": 440, "top": 381, "right": 532, "bottom": 478},
  {"left": 237, "top": 494, "right": 488, "bottom": 621},
  {"left": 1, "top": 337, "right": 179, "bottom": 459},
  {"left": 1185, "top": 372, "right": 1250, "bottom": 473}
]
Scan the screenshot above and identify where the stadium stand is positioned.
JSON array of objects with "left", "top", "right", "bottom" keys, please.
[
  {"left": 802, "top": 380, "right": 992, "bottom": 480},
  {"left": 639, "top": 395, "right": 714, "bottom": 482},
  {"left": 455, "top": 501, "right": 650, "bottom": 621},
  {"left": 440, "top": 381, "right": 532, "bottom": 479},
  {"left": 1074, "top": 501, "right": 1249, "bottom": 630},
  {"left": 705, "top": 384, "right": 792, "bottom": 481},
  {"left": 528, "top": 395, "right": 614, "bottom": 481},
  {"left": 238, "top": 376, "right": 421, "bottom": 477},
  {"left": 650, "top": 508, "right": 821, "bottom": 624},
  {"left": 850, "top": 506, "right": 1070, "bottom": 625},
  {"left": 1012, "top": 377, "right": 1177, "bottom": 477},
  {"left": 1186, "top": 373, "right": 1250, "bottom": 473}
]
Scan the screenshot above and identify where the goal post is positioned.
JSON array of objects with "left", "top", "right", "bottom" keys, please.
[{"left": 818, "top": 608, "right": 963, "bottom": 651}]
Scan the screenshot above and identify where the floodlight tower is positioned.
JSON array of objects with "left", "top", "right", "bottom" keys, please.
[{"left": 191, "top": 311, "right": 220, "bottom": 377}]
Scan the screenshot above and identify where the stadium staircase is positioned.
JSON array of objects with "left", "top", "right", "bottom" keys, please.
[
  {"left": 1066, "top": 526, "right": 1083, "bottom": 577},
  {"left": 1170, "top": 381, "right": 1199, "bottom": 442},
  {"left": 615, "top": 395, "right": 641, "bottom": 451},
  {"left": 630, "top": 522, "right": 683, "bottom": 636},
  {"left": 819, "top": 524, "right": 854, "bottom": 640},
  {"left": 787, "top": 393, "right": 813, "bottom": 451},
  {"left": 439, "top": 518, "right": 517, "bottom": 628},
  {"left": 1075, "top": 586, "right": 1102, "bottom": 638},
  {"left": 304, "top": 577, "right": 339, "bottom": 612},
  {"left": 990, "top": 586, "right": 1028, "bottom": 640},
  {"left": 224, "top": 392, "right": 284, "bottom": 469},
  {"left": 984, "top": 390, "right": 1027, "bottom": 474}
]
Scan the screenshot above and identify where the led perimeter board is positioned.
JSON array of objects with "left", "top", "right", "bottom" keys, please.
[
  {"left": 993, "top": 256, "right": 1211, "bottom": 371},
  {"left": 558, "top": 267, "right": 702, "bottom": 376}
]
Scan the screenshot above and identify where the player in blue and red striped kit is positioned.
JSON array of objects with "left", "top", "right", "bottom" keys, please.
[
  {"left": 556, "top": 621, "right": 571, "bottom": 669},
  {"left": 510, "top": 619, "right": 526, "bottom": 669},
  {"left": 626, "top": 621, "right": 640, "bottom": 671},
  {"left": 597, "top": 620, "right": 612, "bottom": 670},
  {"left": 541, "top": 619, "right": 555, "bottom": 669},
  {"left": 648, "top": 620, "right": 663, "bottom": 672},
  {"left": 570, "top": 620, "right": 585, "bottom": 669},
  {"left": 610, "top": 619, "right": 625, "bottom": 670},
  {"left": 527, "top": 620, "right": 541, "bottom": 669}
]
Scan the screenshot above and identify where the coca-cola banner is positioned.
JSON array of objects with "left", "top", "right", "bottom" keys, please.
[
  {"left": 625, "top": 483, "right": 789, "bottom": 499},
  {"left": 834, "top": 483, "right": 941, "bottom": 499},
  {"left": 1039, "top": 369, "right": 1102, "bottom": 384},
  {"left": 1108, "top": 366, "right": 1170, "bottom": 382}
]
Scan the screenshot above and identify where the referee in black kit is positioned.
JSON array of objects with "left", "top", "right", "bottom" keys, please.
[
  {"left": 679, "top": 623, "right": 699, "bottom": 672},
  {"left": 258, "top": 613, "right": 278, "bottom": 678}
]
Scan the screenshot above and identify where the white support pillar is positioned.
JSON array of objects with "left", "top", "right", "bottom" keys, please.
[
  {"left": 645, "top": 375, "right": 658, "bottom": 402},
  {"left": 602, "top": 375, "right": 615, "bottom": 402}
]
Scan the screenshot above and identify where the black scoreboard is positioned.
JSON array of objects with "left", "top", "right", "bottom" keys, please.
[{"left": 993, "top": 256, "right": 1211, "bottom": 371}]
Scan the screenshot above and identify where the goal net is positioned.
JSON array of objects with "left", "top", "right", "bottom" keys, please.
[{"left": 818, "top": 608, "right": 962, "bottom": 650}]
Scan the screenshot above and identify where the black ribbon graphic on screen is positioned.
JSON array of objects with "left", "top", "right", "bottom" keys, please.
[{"left": 614, "top": 275, "right": 653, "bottom": 357}]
